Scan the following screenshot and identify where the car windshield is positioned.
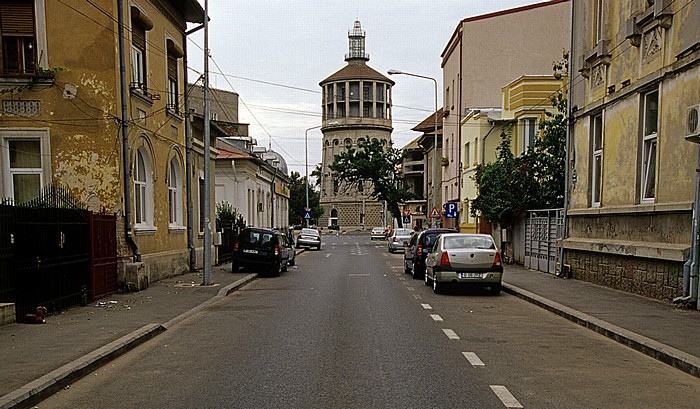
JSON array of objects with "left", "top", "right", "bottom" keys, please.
[
  {"left": 301, "top": 229, "right": 318, "bottom": 236},
  {"left": 394, "top": 229, "right": 412, "bottom": 236},
  {"left": 443, "top": 235, "right": 495, "bottom": 250}
]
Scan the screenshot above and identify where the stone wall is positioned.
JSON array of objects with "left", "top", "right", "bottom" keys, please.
[{"left": 566, "top": 249, "right": 684, "bottom": 301}]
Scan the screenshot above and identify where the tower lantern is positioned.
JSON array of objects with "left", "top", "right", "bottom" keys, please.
[{"left": 346, "top": 21, "right": 369, "bottom": 61}]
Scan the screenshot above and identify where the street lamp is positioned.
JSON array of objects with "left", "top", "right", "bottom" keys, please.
[
  {"left": 305, "top": 125, "right": 322, "bottom": 227},
  {"left": 388, "top": 69, "right": 439, "bottom": 225}
]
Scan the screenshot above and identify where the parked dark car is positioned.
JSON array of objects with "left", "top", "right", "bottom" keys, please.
[
  {"left": 232, "top": 227, "right": 293, "bottom": 276},
  {"left": 404, "top": 228, "right": 458, "bottom": 280}
]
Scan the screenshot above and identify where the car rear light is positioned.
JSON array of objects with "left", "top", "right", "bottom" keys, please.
[
  {"left": 392, "top": 237, "right": 397, "bottom": 242},
  {"left": 274, "top": 244, "right": 280, "bottom": 256},
  {"left": 234, "top": 241, "right": 239, "bottom": 252},
  {"left": 441, "top": 251, "right": 451, "bottom": 267},
  {"left": 417, "top": 244, "right": 423, "bottom": 256},
  {"left": 493, "top": 251, "right": 502, "bottom": 267}
]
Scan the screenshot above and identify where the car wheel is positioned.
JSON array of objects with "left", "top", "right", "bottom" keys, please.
[
  {"left": 316, "top": 245, "right": 321, "bottom": 250},
  {"left": 490, "top": 283, "right": 502, "bottom": 296},
  {"left": 296, "top": 244, "right": 301, "bottom": 249},
  {"left": 282, "top": 261, "right": 288, "bottom": 272},
  {"left": 272, "top": 263, "right": 282, "bottom": 277},
  {"left": 231, "top": 262, "right": 239, "bottom": 273},
  {"left": 289, "top": 257, "right": 296, "bottom": 266},
  {"left": 424, "top": 270, "right": 432, "bottom": 286},
  {"left": 411, "top": 263, "right": 423, "bottom": 280},
  {"left": 404, "top": 263, "right": 411, "bottom": 274},
  {"left": 433, "top": 276, "right": 444, "bottom": 294}
]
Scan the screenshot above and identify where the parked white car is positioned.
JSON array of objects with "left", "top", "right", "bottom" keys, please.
[{"left": 425, "top": 233, "right": 503, "bottom": 295}]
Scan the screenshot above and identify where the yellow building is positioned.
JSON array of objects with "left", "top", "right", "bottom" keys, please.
[
  {"left": 0, "top": 1, "right": 209, "bottom": 288},
  {"left": 459, "top": 76, "right": 564, "bottom": 235},
  {"left": 567, "top": 0, "right": 700, "bottom": 301}
]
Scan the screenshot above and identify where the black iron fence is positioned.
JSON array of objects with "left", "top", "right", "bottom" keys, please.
[{"left": 0, "top": 185, "right": 117, "bottom": 321}]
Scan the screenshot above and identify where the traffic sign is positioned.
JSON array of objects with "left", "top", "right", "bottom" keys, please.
[
  {"left": 445, "top": 202, "right": 458, "bottom": 219},
  {"left": 402, "top": 215, "right": 411, "bottom": 225},
  {"left": 303, "top": 208, "right": 312, "bottom": 220},
  {"left": 402, "top": 209, "right": 411, "bottom": 217},
  {"left": 429, "top": 207, "right": 441, "bottom": 219}
]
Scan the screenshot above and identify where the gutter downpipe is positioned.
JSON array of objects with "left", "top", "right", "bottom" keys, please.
[
  {"left": 184, "top": 24, "right": 204, "bottom": 272},
  {"left": 117, "top": 0, "right": 140, "bottom": 262},
  {"left": 558, "top": 0, "right": 574, "bottom": 277},
  {"left": 678, "top": 150, "right": 700, "bottom": 306}
]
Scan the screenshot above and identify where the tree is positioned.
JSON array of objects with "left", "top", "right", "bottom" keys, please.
[
  {"left": 329, "top": 138, "right": 414, "bottom": 227},
  {"left": 287, "top": 171, "right": 323, "bottom": 227}
]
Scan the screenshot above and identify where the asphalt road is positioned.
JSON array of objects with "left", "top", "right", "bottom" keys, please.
[{"left": 39, "top": 234, "right": 700, "bottom": 408}]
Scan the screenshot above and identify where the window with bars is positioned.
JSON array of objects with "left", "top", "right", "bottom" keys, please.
[{"left": 1, "top": 0, "right": 37, "bottom": 76}]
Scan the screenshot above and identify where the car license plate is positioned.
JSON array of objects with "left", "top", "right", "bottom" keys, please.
[
  {"left": 243, "top": 249, "right": 258, "bottom": 254},
  {"left": 460, "top": 273, "right": 483, "bottom": 279}
]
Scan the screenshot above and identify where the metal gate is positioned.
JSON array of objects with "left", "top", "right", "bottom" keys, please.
[
  {"left": 524, "top": 209, "right": 563, "bottom": 274},
  {"left": 0, "top": 205, "right": 15, "bottom": 304}
]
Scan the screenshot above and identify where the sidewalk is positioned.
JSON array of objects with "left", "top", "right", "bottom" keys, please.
[
  {"left": 502, "top": 264, "right": 700, "bottom": 378},
  {"left": 3, "top": 262, "right": 700, "bottom": 408},
  {"left": 0, "top": 264, "right": 255, "bottom": 409}
]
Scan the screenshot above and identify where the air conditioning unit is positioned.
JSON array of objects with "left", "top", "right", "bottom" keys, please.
[{"left": 686, "top": 105, "right": 700, "bottom": 143}]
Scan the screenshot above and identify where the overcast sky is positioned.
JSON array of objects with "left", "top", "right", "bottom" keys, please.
[{"left": 187, "top": 0, "right": 546, "bottom": 177}]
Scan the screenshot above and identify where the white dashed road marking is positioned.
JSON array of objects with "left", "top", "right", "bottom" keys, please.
[
  {"left": 421, "top": 304, "right": 432, "bottom": 310},
  {"left": 348, "top": 274, "right": 370, "bottom": 276},
  {"left": 490, "top": 385, "right": 523, "bottom": 408},
  {"left": 442, "top": 329, "right": 460, "bottom": 340},
  {"left": 462, "top": 352, "right": 485, "bottom": 367},
  {"left": 430, "top": 314, "right": 443, "bottom": 321},
  {"left": 325, "top": 254, "right": 332, "bottom": 258},
  {"left": 413, "top": 294, "right": 422, "bottom": 300}
]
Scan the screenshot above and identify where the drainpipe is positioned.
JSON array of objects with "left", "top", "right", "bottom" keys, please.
[
  {"left": 677, "top": 148, "right": 700, "bottom": 306},
  {"left": 558, "top": 0, "right": 574, "bottom": 277},
  {"left": 270, "top": 164, "right": 278, "bottom": 228},
  {"left": 117, "top": 0, "right": 140, "bottom": 262},
  {"left": 184, "top": 23, "right": 204, "bottom": 272}
]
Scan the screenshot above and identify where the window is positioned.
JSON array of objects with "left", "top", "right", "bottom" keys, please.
[
  {"left": 130, "top": 7, "right": 153, "bottom": 92},
  {"left": 168, "top": 157, "right": 182, "bottom": 227},
  {"left": 166, "top": 39, "right": 183, "bottom": 114},
  {"left": 523, "top": 118, "right": 537, "bottom": 152},
  {"left": 1, "top": 129, "right": 50, "bottom": 204},
  {"left": 199, "top": 176, "right": 205, "bottom": 232},
  {"left": 134, "top": 146, "right": 154, "bottom": 229},
  {"left": 641, "top": 90, "right": 658, "bottom": 202},
  {"left": 591, "top": 113, "right": 603, "bottom": 206},
  {"left": 363, "top": 82, "right": 373, "bottom": 101},
  {"left": 1, "top": 0, "right": 38, "bottom": 76},
  {"left": 464, "top": 142, "right": 470, "bottom": 168},
  {"left": 595, "top": 0, "right": 604, "bottom": 44}
]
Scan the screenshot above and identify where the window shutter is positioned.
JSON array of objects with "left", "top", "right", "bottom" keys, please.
[
  {"left": 132, "top": 24, "right": 145, "bottom": 50},
  {"left": 167, "top": 54, "right": 177, "bottom": 79},
  {"left": 0, "top": 0, "right": 35, "bottom": 36}
]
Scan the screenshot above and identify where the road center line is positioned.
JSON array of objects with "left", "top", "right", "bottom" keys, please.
[
  {"left": 421, "top": 304, "right": 432, "bottom": 310},
  {"left": 406, "top": 287, "right": 414, "bottom": 292},
  {"left": 462, "top": 352, "right": 485, "bottom": 367},
  {"left": 490, "top": 385, "right": 523, "bottom": 408},
  {"left": 430, "top": 314, "right": 443, "bottom": 321},
  {"left": 442, "top": 329, "right": 460, "bottom": 340},
  {"left": 413, "top": 294, "right": 422, "bottom": 300},
  {"left": 348, "top": 274, "right": 370, "bottom": 276}
]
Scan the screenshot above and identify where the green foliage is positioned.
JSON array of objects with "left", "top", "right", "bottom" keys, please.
[
  {"left": 0, "top": 65, "right": 63, "bottom": 95},
  {"left": 288, "top": 171, "right": 323, "bottom": 226},
  {"left": 329, "top": 138, "right": 414, "bottom": 227},
  {"left": 216, "top": 201, "right": 239, "bottom": 221}
]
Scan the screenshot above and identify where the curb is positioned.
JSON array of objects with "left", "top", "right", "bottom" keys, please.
[
  {"left": 0, "top": 273, "right": 258, "bottom": 409},
  {"left": 502, "top": 282, "right": 700, "bottom": 379}
]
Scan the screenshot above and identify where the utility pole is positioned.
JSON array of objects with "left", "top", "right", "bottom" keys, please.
[{"left": 202, "top": 0, "right": 212, "bottom": 285}]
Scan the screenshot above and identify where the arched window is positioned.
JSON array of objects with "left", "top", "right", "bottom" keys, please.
[
  {"left": 134, "top": 146, "right": 154, "bottom": 229},
  {"left": 333, "top": 139, "right": 339, "bottom": 146},
  {"left": 344, "top": 138, "right": 352, "bottom": 147},
  {"left": 168, "top": 157, "right": 182, "bottom": 227},
  {"left": 325, "top": 140, "right": 330, "bottom": 147}
]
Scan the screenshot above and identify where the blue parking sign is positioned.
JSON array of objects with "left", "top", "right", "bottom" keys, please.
[{"left": 445, "top": 202, "right": 458, "bottom": 219}]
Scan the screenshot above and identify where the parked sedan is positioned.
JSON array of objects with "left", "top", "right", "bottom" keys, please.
[
  {"left": 387, "top": 228, "right": 413, "bottom": 253},
  {"left": 370, "top": 227, "right": 386, "bottom": 240},
  {"left": 296, "top": 228, "right": 322, "bottom": 250},
  {"left": 424, "top": 233, "right": 503, "bottom": 295}
]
